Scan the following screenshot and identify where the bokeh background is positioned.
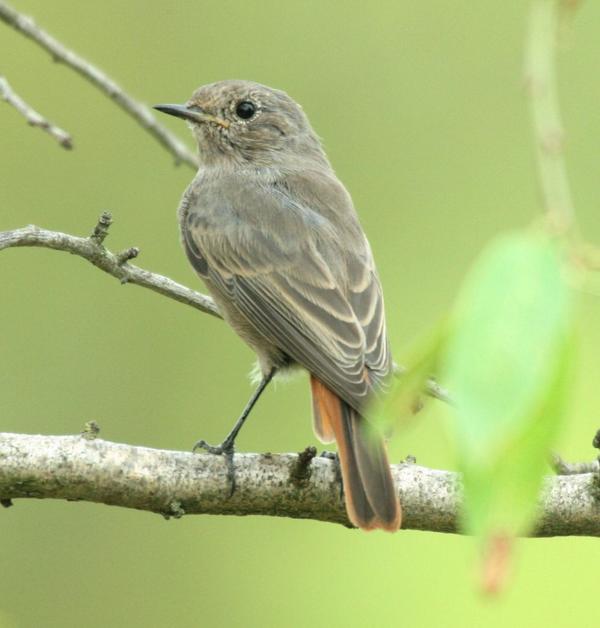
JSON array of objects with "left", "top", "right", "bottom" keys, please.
[{"left": 1, "top": 1, "right": 599, "bottom": 626}]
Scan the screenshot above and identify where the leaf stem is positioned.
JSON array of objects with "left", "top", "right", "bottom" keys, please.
[{"left": 524, "top": 0, "right": 576, "bottom": 234}]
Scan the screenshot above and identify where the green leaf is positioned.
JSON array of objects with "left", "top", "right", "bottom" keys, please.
[
  {"left": 442, "top": 230, "right": 574, "bottom": 540},
  {"left": 369, "top": 320, "right": 447, "bottom": 437}
]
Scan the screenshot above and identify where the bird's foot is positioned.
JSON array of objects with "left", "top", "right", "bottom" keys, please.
[
  {"left": 193, "top": 438, "right": 234, "bottom": 456},
  {"left": 192, "top": 438, "right": 236, "bottom": 496},
  {"left": 320, "top": 451, "right": 343, "bottom": 499},
  {"left": 319, "top": 450, "right": 338, "bottom": 461}
]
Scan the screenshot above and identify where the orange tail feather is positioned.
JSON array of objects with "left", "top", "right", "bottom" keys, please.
[{"left": 310, "top": 375, "right": 401, "bottom": 531}]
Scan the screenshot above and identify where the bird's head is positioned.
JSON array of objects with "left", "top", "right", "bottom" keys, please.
[{"left": 154, "top": 80, "right": 328, "bottom": 170}]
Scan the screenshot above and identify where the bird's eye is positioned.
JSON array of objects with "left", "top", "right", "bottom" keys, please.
[{"left": 235, "top": 100, "right": 257, "bottom": 120}]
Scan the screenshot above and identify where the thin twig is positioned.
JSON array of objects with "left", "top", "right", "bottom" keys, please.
[
  {"left": 0, "top": 75, "right": 72, "bottom": 148},
  {"left": 552, "top": 454, "right": 600, "bottom": 475},
  {"left": 423, "top": 378, "right": 451, "bottom": 404},
  {"left": 0, "top": 0, "right": 199, "bottom": 169},
  {"left": 0, "top": 433, "right": 598, "bottom": 536},
  {"left": 524, "top": 0, "right": 576, "bottom": 233},
  {"left": 0, "top": 216, "right": 220, "bottom": 319}
]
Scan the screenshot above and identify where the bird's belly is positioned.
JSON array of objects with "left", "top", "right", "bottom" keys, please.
[{"left": 204, "top": 277, "right": 292, "bottom": 374}]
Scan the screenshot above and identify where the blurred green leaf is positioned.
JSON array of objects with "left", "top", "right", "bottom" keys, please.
[
  {"left": 370, "top": 321, "right": 447, "bottom": 437},
  {"left": 442, "top": 230, "right": 574, "bottom": 542}
]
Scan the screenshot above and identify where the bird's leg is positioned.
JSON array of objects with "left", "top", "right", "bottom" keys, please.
[
  {"left": 193, "top": 368, "right": 276, "bottom": 492},
  {"left": 193, "top": 367, "right": 276, "bottom": 455}
]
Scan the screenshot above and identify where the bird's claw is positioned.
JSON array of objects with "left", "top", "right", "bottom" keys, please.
[
  {"left": 320, "top": 451, "right": 343, "bottom": 498},
  {"left": 319, "top": 450, "right": 338, "bottom": 461},
  {"left": 192, "top": 438, "right": 235, "bottom": 456},
  {"left": 192, "top": 439, "right": 237, "bottom": 496}
]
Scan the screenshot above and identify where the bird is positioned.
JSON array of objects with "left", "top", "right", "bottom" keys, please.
[{"left": 154, "top": 80, "right": 401, "bottom": 531}]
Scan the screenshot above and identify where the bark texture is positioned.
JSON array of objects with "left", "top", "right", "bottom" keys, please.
[{"left": 1, "top": 433, "right": 598, "bottom": 536}]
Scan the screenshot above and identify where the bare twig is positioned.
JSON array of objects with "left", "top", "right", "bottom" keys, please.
[
  {"left": 423, "top": 378, "right": 451, "bottom": 404},
  {"left": 0, "top": 0, "right": 199, "bottom": 169},
  {"left": 0, "top": 75, "right": 72, "bottom": 148},
  {"left": 552, "top": 454, "right": 600, "bottom": 475},
  {"left": 0, "top": 216, "right": 220, "bottom": 319},
  {"left": 0, "top": 433, "right": 597, "bottom": 536}
]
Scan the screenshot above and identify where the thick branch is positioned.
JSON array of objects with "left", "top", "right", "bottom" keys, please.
[
  {"left": 0, "top": 0, "right": 198, "bottom": 169},
  {"left": 0, "top": 433, "right": 597, "bottom": 536},
  {"left": 0, "top": 75, "right": 72, "bottom": 148}
]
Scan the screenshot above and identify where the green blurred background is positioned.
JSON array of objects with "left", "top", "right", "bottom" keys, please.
[{"left": 1, "top": 1, "right": 599, "bottom": 626}]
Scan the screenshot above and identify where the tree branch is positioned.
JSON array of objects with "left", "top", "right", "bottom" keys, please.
[
  {"left": 0, "top": 75, "right": 72, "bottom": 148},
  {"left": 0, "top": 0, "right": 198, "bottom": 169},
  {"left": 0, "top": 432, "right": 597, "bottom": 536},
  {"left": 0, "top": 213, "right": 221, "bottom": 319}
]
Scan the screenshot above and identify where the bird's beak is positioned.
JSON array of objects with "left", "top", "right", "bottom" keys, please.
[{"left": 153, "top": 104, "right": 230, "bottom": 128}]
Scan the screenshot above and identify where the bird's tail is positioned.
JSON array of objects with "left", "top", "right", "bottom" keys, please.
[{"left": 310, "top": 375, "right": 401, "bottom": 531}]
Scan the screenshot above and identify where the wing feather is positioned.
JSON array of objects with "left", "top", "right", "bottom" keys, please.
[{"left": 182, "top": 171, "right": 392, "bottom": 410}]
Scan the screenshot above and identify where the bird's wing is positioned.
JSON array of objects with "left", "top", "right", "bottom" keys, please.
[
  {"left": 182, "top": 175, "right": 390, "bottom": 411},
  {"left": 345, "top": 246, "right": 391, "bottom": 386}
]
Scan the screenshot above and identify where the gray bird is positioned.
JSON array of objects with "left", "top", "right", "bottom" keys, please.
[{"left": 155, "top": 80, "right": 401, "bottom": 531}]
